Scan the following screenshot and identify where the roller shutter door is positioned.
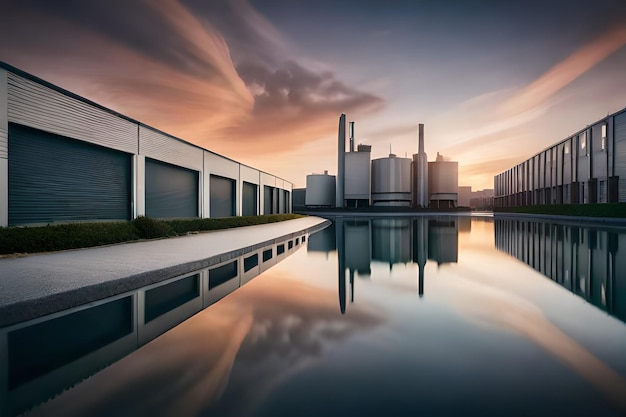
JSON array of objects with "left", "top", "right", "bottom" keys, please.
[
  {"left": 8, "top": 123, "right": 131, "bottom": 226},
  {"left": 264, "top": 186, "right": 273, "bottom": 214},
  {"left": 615, "top": 112, "right": 626, "bottom": 202},
  {"left": 242, "top": 181, "right": 257, "bottom": 216},
  {"left": 145, "top": 158, "right": 198, "bottom": 218},
  {"left": 209, "top": 175, "right": 235, "bottom": 217}
]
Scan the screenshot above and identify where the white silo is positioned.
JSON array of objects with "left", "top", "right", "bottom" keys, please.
[
  {"left": 306, "top": 171, "right": 336, "bottom": 206},
  {"left": 428, "top": 153, "right": 458, "bottom": 208},
  {"left": 371, "top": 154, "right": 412, "bottom": 206}
]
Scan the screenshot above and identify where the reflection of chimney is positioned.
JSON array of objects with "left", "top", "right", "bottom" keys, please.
[
  {"left": 339, "top": 269, "right": 346, "bottom": 314},
  {"left": 336, "top": 114, "right": 346, "bottom": 208},
  {"left": 350, "top": 269, "right": 355, "bottom": 303},
  {"left": 336, "top": 218, "right": 346, "bottom": 314},
  {"left": 349, "top": 121, "right": 355, "bottom": 152},
  {"left": 413, "top": 217, "right": 428, "bottom": 297}
]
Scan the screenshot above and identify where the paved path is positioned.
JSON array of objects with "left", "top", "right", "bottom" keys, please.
[{"left": 0, "top": 216, "right": 329, "bottom": 327}]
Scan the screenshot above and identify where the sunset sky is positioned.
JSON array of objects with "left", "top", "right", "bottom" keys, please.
[{"left": 1, "top": 0, "right": 626, "bottom": 190}]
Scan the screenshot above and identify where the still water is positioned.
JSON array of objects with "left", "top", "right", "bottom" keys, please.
[{"left": 22, "top": 216, "right": 626, "bottom": 416}]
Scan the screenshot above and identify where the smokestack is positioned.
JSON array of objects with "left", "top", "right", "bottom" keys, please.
[
  {"left": 349, "top": 121, "right": 355, "bottom": 152},
  {"left": 336, "top": 114, "right": 346, "bottom": 208},
  {"left": 412, "top": 123, "right": 428, "bottom": 208}
]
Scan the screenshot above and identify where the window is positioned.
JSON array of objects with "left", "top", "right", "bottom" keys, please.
[
  {"left": 602, "top": 123, "right": 607, "bottom": 151},
  {"left": 564, "top": 144, "right": 569, "bottom": 154}
]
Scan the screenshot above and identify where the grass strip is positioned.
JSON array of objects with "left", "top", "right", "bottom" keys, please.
[
  {"left": 0, "top": 214, "right": 304, "bottom": 255},
  {"left": 494, "top": 203, "right": 626, "bottom": 218}
]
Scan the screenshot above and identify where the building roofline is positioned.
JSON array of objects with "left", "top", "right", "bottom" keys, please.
[
  {"left": 495, "top": 105, "right": 626, "bottom": 177},
  {"left": 0, "top": 60, "right": 292, "bottom": 187}
]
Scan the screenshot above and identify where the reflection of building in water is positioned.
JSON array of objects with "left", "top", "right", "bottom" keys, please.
[
  {"left": 458, "top": 216, "right": 471, "bottom": 233},
  {"left": 307, "top": 222, "right": 337, "bottom": 253},
  {"left": 372, "top": 219, "right": 412, "bottom": 267},
  {"left": 428, "top": 218, "right": 459, "bottom": 265},
  {"left": 345, "top": 220, "right": 372, "bottom": 275},
  {"left": 495, "top": 218, "right": 626, "bottom": 323},
  {"left": 327, "top": 216, "right": 460, "bottom": 313}
]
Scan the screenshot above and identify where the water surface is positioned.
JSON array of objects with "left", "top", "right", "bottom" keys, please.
[{"left": 24, "top": 216, "right": 626, "bottom": 416}]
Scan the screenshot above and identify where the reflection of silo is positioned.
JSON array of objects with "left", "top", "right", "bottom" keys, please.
[
  {"left": 372, "top": 155, "right": 412, "bottom": 206},
  {"left": 428, "top": 153, "right": 458, "bottom": 208},
  {"left": 372, "top": 218, "right": 412, "bottom": 266},
  {"left": 458, "top": 216, "right": 471, "bottom": 233},
  {"left": 345, "top": 219, "right": 371, "bottom": 276},
  {"left": 428, "top": 217, "right": 458, "bottom": 265},
  {"left": 305, "top": 172, "right": 336, "bottom": 206},
  {"left": 307, "top": 222, "right": 336, "bottom": 253}
]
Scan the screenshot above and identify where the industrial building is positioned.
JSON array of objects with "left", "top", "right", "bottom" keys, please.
[
  {"left": 494, "top": 107, "right": 626, "bottom": 208},
  {"left": 428, "top": 153, "right": 458, "bottom": 208},
  {"left": 458, "top": 186, "right": 494, "bottom": 210},
  {"left": 371, "top": 154, "right": 412, "bottom": 206},
  {"left": 0, "top": 62, "right": 292, "bottom": 227},
  {"left": 305, "top": 171, "right": 335, "bottom": 207},
  {"left": 305, "top": 115, "right": 458, "bottom": 209}
]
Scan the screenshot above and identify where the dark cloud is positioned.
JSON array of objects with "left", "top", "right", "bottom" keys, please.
[
  {"left": 183, "top": 0, "right": 285, "bottom": 66},
  {"left": 4, "top": 0, "right": 227, "bottom": 81},
  {"left": 214, "top": 60, "right": 383, "bottom": 154},
  {"left": 0, "top": 0, "right": 385, "bottom": 163}
]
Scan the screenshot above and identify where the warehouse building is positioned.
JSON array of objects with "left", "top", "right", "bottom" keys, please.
[
  {"left": 0, "top": 62, "right": 292, "bottom": 227},
  {"left": 494, "top": 107, "right": 626, "bottom": 208}
]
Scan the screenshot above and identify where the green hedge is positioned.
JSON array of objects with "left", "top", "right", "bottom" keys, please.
[
  {"left": 0, "top": 214, "right": 305, "bottom": 255},
  {"left": 495, "top": 203, "right": 626, "bottom": 218}
]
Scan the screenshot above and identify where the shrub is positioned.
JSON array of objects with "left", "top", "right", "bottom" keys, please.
[
  {"left": 131, "top": 216, "right": 174, "bottom": 239},
  {"left": 0, "top": 222, "right": 139, "bottom": 254},
  {"left": 0, "top": 214, "right": 305, "bottom": 255}
]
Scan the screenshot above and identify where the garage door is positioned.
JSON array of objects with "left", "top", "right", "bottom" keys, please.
[
  {"left": 8, "top": 123, "right": 131, "bottom": 225},
  {"left": 264, "top": 185, "right": 274, "bottom": 214},
  {"left": 210, "top": 175, "right": 235, "bottom": 217},
  {"left": 145, "top": 158, "right": 198, "bottom": 218},
  {"left": 242, "top": 181, "right": 257, "bottom": 216}
]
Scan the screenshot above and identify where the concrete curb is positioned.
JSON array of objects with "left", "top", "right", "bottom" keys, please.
[{"left": 0, "top": 218, "right": 330, "bottom": 328}]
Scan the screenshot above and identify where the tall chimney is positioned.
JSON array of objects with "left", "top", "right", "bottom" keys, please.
[
  {"left": 336, "top": 114, "right": 346, "bottom": 208},
  {"left": 349, "top": 121, "right": 355, "bottom": 152},
  {"left": 412, "top": 123, "right": 428, "bottom": 208}
]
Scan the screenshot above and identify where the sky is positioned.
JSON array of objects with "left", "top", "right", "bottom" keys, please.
[{"left": 1, "top": 0, "right": 626, "bottom": 190}]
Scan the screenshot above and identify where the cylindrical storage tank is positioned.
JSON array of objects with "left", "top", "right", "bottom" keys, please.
[
  {"left": 428, "top": 160, "right": 458, "bottom": 208},
  {"left": 371, "top": 154, "right": 412, "bottom": 206},
  {"left": 306, "top": 173, "right": 336, "bottom": 206}
]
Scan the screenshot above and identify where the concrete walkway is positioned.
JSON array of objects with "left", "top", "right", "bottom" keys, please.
[{"left": 0, "top": 216, "right": 330, "bottom": 328}]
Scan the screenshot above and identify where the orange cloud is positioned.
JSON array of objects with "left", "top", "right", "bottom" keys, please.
[
  {"left": 501, "top": 23, "right": 626, "bottom": 117},
  {"left": 0, "top": 0, "right": 384, "bottom": 172}
]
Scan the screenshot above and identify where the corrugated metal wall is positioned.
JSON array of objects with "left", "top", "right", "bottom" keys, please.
[
  {"left": 7, "top": 73, "right": 137, "bottom": 154},
  {"left": 615, "top": 111, "right": 626, "bottom": 202},
  {"left": 0, "top": 67, "right": 294, "bottom": 225},
  {"left": 139, "top": 126, "right": 203, "bottom": 171},
  {"left": 145, "top": 158, "right": 198, "bottom": 218},
  {"left": 8, "top": 123, "right": 131, "bottom": 225}
]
